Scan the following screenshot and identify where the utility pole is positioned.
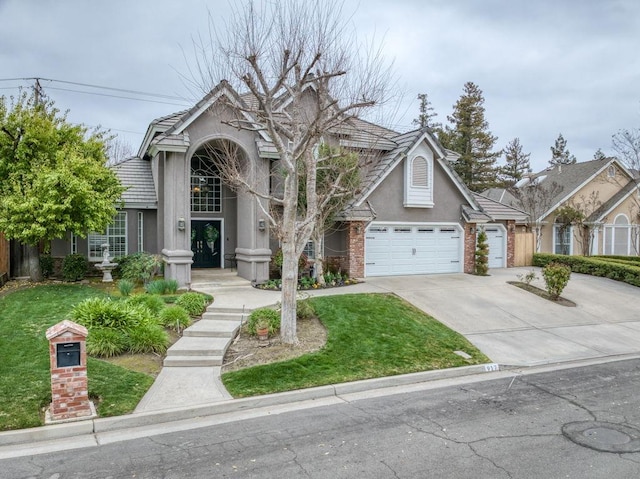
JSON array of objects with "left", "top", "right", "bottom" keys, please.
[{"left": 33, "top": 78, "right": 43, "bottom": 104}]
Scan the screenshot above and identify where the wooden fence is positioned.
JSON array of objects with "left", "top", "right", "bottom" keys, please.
[
  {"left": 514, "top": 230, "right": 534, "bottom": 266},
  {"left": 0, "top": 232, "right": 8, "bottom": 284}
]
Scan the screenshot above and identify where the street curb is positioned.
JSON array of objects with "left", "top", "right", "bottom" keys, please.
[{"left": 0, "top": 363, "right": 498, "bottom": 447}]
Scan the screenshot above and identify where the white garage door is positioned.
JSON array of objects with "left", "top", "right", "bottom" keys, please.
[
  {"left": 483, "top": 225, "right": 506, "bottom": 268},
  {"left": 365, "top": 224, "right": 463, "bottom": 276}
]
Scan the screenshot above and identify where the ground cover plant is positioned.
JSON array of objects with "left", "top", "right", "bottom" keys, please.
[
  {"left": 222, "top": 293, "right": 489, "bottom": 397},
  {"left": 0, "top": 284, "right": 154, "bottom": 431}
]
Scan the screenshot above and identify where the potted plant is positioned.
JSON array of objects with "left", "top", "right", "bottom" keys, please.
[{"left": 256, "top": 318, "right": 270, "bottom": 341}]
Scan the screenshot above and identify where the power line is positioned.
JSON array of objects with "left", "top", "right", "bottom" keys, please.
[
  {"left": 0, "top": 76, "right": 189, "bottom": 102},
  {"left": 45, "top": 85, "right": 191, "bottom": 107}
]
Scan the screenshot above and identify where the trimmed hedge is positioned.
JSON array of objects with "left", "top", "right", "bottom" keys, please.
[{"left": 533, "top": 254, "right": 640, "bottom": 287}]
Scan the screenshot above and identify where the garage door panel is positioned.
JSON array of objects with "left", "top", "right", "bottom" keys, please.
[
  {"left": 484, "top": 226, "right": 506, "bottom": 268},
  {"left": 365, "top": 224, "right": 462, "bottom": 276}
]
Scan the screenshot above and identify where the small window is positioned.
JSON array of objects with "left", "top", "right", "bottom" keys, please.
[
  {"left": 440, "top": 228, "right": 456, "bottom": 233},
  {"left": 394, "top": 227, "right": 412, "bottom": 233},
  {"left": 411, "top": 157, "right": 428, "bottom": 187},
  {"left": 369, "top": 227, "right": 388, "bottom": 233},
  {"left": 303, "top": 241, "right": 316, "bottom": 260},
  {"left": 137, "top": 212, "right": 144, "bottom": 252},
  {"left": 417, "top": 228, "right": 434, "bottom": 233},
  {"left": 70, "top": 233, "right": 78, "bottom": 254},
  {"left": 608, "top": 165, "right": 616, "bottom": 178}
]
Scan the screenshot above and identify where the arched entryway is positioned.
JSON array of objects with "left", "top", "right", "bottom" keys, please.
[{"left": 189, "top": 141, "right": 240, "bottom": 269}]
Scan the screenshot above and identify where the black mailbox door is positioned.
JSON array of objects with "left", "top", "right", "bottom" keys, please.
[{"left": 56, "top": 342, "right": 81, "bottom": 368}]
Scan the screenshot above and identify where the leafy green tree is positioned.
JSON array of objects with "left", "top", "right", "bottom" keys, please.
[
  {"left": 499, "top": 138, "right": 531, "bottom": 187},
  {"left": 413, "top": 93, "right": 441, "bottom": 130},
  {"left": 549, "top": 133, "right": 577, "bottom": 166},
  {"left": 0, "top": 91, "right": 125, "bottom": 281},
  {"left": 475, "top": 228, "right": 489, "bottom": 275},
  {"left": 438, "top": 82, "right": 500, "bottom": 192}
]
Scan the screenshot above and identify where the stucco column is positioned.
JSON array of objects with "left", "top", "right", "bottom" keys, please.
[{"left": 154, "top": 147, "right": 193, "bottom": 289}]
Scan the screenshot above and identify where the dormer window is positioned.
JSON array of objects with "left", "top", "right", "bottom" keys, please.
[
  {"left": 608, "top": 165, "right": 616, "bottom": 178},
  {"left": 404, "top": 153, "right": 434, "bottom": 208}
]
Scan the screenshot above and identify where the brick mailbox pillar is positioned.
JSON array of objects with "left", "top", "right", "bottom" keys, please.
[{"left": 45, "top": 320, "right": 96, "bottom": 423}]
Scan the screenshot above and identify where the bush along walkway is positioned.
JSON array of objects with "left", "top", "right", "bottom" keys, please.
[{"left": 134, "top": 304, "right": 250, "bottom": 412}]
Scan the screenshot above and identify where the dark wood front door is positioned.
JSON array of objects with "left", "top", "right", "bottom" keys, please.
[{"left": 191, "top": 220, "right": 222, "bottom": 268}]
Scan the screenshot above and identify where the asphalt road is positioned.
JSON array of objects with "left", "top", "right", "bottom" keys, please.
[{"left": 4, "top": 358, "right": 640, "bottom": 478}]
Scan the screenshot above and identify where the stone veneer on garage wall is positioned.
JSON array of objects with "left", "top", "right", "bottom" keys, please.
[
  {"left": 464, "top": 224, "right": 477, "bottom": 274},
  {"left": 506, "top": 220, "right": 515, "bottom": 268}
]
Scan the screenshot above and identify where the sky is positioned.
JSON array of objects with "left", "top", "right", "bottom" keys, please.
[{"left": 1, "top": 0, "right": 639, "bottom": 172}]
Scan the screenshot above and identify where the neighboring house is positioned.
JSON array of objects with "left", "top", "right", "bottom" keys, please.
[
  {"left": 49, "top": 82, "right": 524, "bottom": 287},
  {"left": 485, "top": 158, "right": 640, "bottom": 257}
]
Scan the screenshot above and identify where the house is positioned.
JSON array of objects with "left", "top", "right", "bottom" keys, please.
[
  {"left": 49, "top": 82, "right": 525, "bottom": 287},
  {"left": 485, "top": 158, "right": 640, "bottom": 256}
]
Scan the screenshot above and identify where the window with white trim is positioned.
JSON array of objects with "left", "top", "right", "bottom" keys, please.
[
  {"left": 404, "top": 153, "right": 434, "bottom": 207},
  {"left": 70, "top": 233, "right": 78, "bottom": 254},
  {"left": 553, "top": 222, "right": 572, "bottom": 255},
  {"left": 191, "top": 154, "right": 222, "bottom": 213},
  {"left": 88, "top": 212, "right": 127, "bottom": 261},
  {"left": 303, "top": 241, "right": 316, "bottom": 259},
  {"left": 137, "top": 212, "right": 144, "bottom": 252},
  {"left": 608, "top": 165, "right": 616, "bottom": 178}
]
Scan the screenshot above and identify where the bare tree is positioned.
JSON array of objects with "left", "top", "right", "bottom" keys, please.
[
  {"left": 511, "top": 178, "right": 563, "bottom": 252},
  {"left": 191, "top": 0, "right": 393, "bottom": 344},
  {"left": 612, "top": 128, "right": 640, "bottom": 173},
  {"left": 105, "top": 136, "right": 135, "bottom": 165},
  {"left": 555, "top": 191, "right": 602, "bottom": 256}
]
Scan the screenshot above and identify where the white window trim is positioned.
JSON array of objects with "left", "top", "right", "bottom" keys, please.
[
  {"left": 88, "top": 212, "right": 127, "bottom": 261},
  {"left": 137, "top": 212, "right": 144, "bottom": 252},
  {"left": 404, "top": 154, "right": 434, "bottom": 208},
  {"left": 553, "top": 223, "right": 573, "bottom": 255}
]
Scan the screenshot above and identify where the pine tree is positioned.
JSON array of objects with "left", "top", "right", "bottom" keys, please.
[
  {"left": 549, "top": 133, "right": 577, "bottom": 166},
  {"left": 592, "top": 148, "right": 607, "bottom": 161},
  {"left": 438, "top": 82, "right": 500, "bottom": 192},
  {"left": 499, "top": 138, "right": 531, "bottom": 187},
  {"left": 412, "top": 93, "right": 441, "bottom": 130}
]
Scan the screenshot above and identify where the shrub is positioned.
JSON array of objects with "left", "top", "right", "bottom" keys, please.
[
  {"left": 165, "top": 279, "right": 179, "bottom": 294},
  {"left": 475, "top": 229, "right": 489, "bottom": 276},
  {"left": 145, "top": 279, "right": 169, "bottom": 295},
  {"left": 517, "top": 269, "right": 538, "bottom": 286},
  {"left": 159, "top": 305, "right": 192, "bottom": 331},
  {"left": 85, "top": 327, "right": 129, "bottom": 357},
  {"left": 175, "top": 292, "right": 208, "bottom": 317},
  {"left": 40, "top": 254, "right": 54, "bottom": 278},
  {"left": 118, "top": 252, "right": 162, "bottom": 284},
  {"left": 62, "top": 254, "right": 88, "bottom": 282},
  {"left": 127, "top": 323, "right": 169, "bottom": 354},
  {"left": 247, "top": 308, "right": 280, "bottom": 337},
  {"left": 296, "top": 298, "right": 315, "bottom": 320},
  {"left": 542, "top": 262, "right": 571, "bottom": 300},
  {"left": 71, "top": 297, "right": 134, "bottom": 329},
  {"left": 533, "top": 253, "right": 640, "bottom": 288},
  {"left": 117, "top": 279, "right": 135, "bottom": 297},
  {"left": 125, "top": 294, "right": 166, "bottom": 316}
]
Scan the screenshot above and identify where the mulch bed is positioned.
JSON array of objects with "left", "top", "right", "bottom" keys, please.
[{"left": 507, "top": 281, "right": 576, "bottom": 307}]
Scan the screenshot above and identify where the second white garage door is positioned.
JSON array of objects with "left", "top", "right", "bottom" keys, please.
[
  {"left": 365, "top": 223, "right": 463, "bottom": 276},
  {"left": 483, "top": 225, "right": 506, "bottom": 268}
]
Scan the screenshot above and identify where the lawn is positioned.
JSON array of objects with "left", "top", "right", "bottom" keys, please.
[
  {"left": 0, "top": 284, "right": 154, "bottom": 431},
  {"left": 222, "top": 293, "right": 490, "bottom": 397}
]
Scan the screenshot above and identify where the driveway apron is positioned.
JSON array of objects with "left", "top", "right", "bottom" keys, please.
[{"left": 365, "top": 268, "right": 640, "bottom": 366}]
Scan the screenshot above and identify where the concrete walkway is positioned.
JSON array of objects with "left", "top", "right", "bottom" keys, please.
[{"left": 135, "top": 267, "right": 640, "bottom": 412}]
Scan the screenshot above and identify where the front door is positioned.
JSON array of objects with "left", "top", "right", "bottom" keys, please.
[{"left": 191, "top": 220, "right": 222, "bottom": 268}]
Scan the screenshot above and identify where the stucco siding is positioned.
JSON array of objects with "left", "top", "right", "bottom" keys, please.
[{"left": 367, "top": 158, "right": 466, "bottom": 223}]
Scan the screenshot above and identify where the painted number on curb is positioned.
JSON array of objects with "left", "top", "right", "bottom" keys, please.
[{"left": 484, "top": 363, "right": 500, "bottom": 372}]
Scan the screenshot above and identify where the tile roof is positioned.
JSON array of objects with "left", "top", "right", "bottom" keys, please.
[
  {"left": 113, "top": 157, "right": 157, "bottom": 207},
  {"left": 472, "top": 193, "right": 528, "bottom": 222}
]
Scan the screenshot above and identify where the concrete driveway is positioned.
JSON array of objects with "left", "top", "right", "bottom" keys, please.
[{"left": 364, "top": 268, "right": 640, "bottom": 366}]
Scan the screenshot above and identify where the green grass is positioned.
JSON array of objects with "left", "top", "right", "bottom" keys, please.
[
  {"left": 0, "top": 284, "right": 154, "bottom": 431},
  {"left": 222, "top": 293, "right": 490, "bottom": 397}
]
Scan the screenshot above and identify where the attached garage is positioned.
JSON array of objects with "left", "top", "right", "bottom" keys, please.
[
  {"left": 365, "top": 223, "right": 463, "bottom": 276},
  {"left": 483, "top": 225, "right": 506, "bottom": 269}
]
